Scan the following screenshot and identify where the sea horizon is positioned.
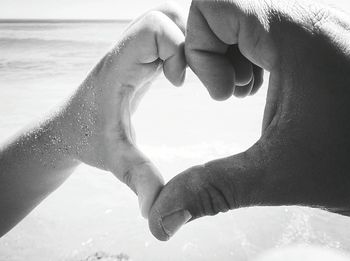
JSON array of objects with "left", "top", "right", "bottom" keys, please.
[
  {"left": 1, "top": 14, "right": 350, "bottom": 261},
  {"left": 0, "top": 18, "right": 131, "bottom": 23}
]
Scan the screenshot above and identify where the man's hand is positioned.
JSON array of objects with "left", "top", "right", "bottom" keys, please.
[
  {"left": 62, "top": 4, "right": 186, "bottom": 218},
  {"left": 148, "top": 0, "right": 350, "bottom": 240}
]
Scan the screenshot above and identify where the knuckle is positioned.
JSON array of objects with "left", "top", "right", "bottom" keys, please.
[
  {"left": 184, "top": 165, "right": 232, "bottom": 216},
  {"left": 162, "top": 1, "right": 181, "bottom": 10},
  {"left": 140, "top": 10, "right": 165, "bottom": 34},
  {"left": 169, "top": 165, "right": 204, "bottom": 195},
  {"left": 310, "top": 7, "right": 330, "bottom": 33},
  {"left": 184, "top": 165, "right": 209, "bottom": 192},
  {"left": 159, "top": 1, "right": 182, "bottom": 17}
]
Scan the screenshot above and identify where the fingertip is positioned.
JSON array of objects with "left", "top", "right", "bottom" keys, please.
[
  {"left": 186, "top": 50, "right": 235, "bottom": 101},
  {"left": 161, "top": 209, "right": 192, "bottom": 238},
  {"left": 164, "top": 61, "right": 187, "bottom": 87},
  {"left": 208, "top": 82, "right": 236, "bottom": 100},
  {"left": 148, "top": 207, "right": 192, "bottom": 241},
  {"left": 163, "top": 43, "right": 187, "bottom": 87},
  {"left": 173, "top": 68, "right": 186, "bottom": 87},
  {"left": 147, "top": 172, "right": 192, "bottom": 240},
  {"left": 148, "top": 207, "right": 171, "bottom": 241}
]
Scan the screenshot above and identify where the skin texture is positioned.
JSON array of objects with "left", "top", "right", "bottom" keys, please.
[
  {"left": 0, "top": 4, "right": 186, "bottom": 237},
  {"left": 148, "top": 0, "right": 350, "bottom": 241}
]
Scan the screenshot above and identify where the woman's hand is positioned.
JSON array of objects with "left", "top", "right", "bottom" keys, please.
[
  {"left": 0, "top": 3, "right": 186, "bottom": 237},
  {"left": 61, "top": 4, "right": 187, "bottom": 218}
]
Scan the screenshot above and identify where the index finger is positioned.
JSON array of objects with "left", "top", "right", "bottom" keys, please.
[{"left": 185, "top": 1, "right": 239, "bottom": 100}]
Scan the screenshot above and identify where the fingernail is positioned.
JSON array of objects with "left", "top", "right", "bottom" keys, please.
[{"left": 161, "top": 210, "right": 192, "bottom": 238}]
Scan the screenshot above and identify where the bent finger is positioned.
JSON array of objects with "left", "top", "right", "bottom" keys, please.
[
  {"left": 155, "top": 14, "right": 187, "bottom": 86},
  {"left": 227, "top": 45, "right": 253, "bottom": 87},
  {"left": 132, "top": 11, "right": 186, "bottom": 87},
  {"left": 185, "top": 3, "right": 234, "bottom": 100},
  {"left": 234, "top": 77, "right": 254, "bottom": 98}
]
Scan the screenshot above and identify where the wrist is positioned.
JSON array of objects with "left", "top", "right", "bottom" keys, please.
[
  {"left": 57, "top": 86, "right": 99, "bottom": 164},
  {"left": 41, "top": 112, "right": 81, "bottom": 167},
  {"left": 57, "top": 71, "right": 116, "bottom": 170}
]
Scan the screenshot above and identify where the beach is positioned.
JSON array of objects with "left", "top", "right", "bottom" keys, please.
[{"left": 0, "top": 20, "right": 350, "bottom": 261}]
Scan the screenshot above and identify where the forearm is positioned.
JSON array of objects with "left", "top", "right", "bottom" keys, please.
[
  {"left": 0, "top": 112, "right": 80, "bottom": 237},
  {"left": 0, "top": 58, "right": 143, "bottom": 237}
]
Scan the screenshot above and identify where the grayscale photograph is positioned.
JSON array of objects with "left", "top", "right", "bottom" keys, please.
[{"left": 0, "top": 0, "right": 350, "bottom": 260}]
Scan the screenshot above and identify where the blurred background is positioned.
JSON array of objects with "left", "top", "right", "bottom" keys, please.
[{"left": 0, "top": 0, "right": 350, "bottom": 260}]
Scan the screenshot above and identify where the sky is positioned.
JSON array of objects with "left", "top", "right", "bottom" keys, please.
[
  {"left": 0, "top": 0, "right": 191, "bottom": 20},
  {"left": 0, "top": 0, "right": 349, "bottom": 20}
]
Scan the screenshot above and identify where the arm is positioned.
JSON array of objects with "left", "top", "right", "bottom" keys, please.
[
  {"left": 0, "top": 4, "right": 186, "bottom": 237},
  {"left": 0, "top": 111, "right": 78, "bottom": 237}
]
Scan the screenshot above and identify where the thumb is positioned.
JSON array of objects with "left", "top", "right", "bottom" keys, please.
[
  {"left": 148, "top": 146, "right": 263, "bottom": 241},
  {"left": 113, "top": 143, "right": 164, "bottom": 219}
]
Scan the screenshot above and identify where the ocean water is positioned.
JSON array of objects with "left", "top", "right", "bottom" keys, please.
[{"left": 0, "top": 20, "right": 350, "bottom": 261}]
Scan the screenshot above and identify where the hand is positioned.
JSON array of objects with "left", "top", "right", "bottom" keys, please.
[
  {"left": 61, "top": 4, "right": 186, "bottom": 218},
  {"left": 148, "top": 0, "right": 350, "bottom": 240}
]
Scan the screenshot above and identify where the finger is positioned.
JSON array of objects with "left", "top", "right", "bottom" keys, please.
[
  {"left": 234, "top": 77, "right": 254, "bottom": 98},
  {"left": 155, "top": 2, "right": 188, "bottom": 87},
  {"left": 131, "top": 11, "right": 186, "bottom": 87},
  {"left": 154, "top": 12, "right": 187, "bottom": 87},
  {"left": 128, "top": 157, "right": 164, "bottom": 219},
  {"left": 249, "top": 65, "right": 264, "bottom": 95},
  {"left": 185, "top": 0, "right": 275, "bottom": 100},
  {"left": 148, "top": 148, "right": 262, "bottom": 241},
  {"left": 162, "top": 43, "right": 186, "bottom": 87},
  {"left": 110, "top": 90, "right": 164, "bottom": 219},
  {"left": 153, "top": 2, "right": 188, "bottom": 87},
  {"left": 227, "top": 45, "right": 253, "bottom": 87},
  {"left": 185, "top": 3, "right": 234, "bottom": 100},
  {"left": 113, "top": 143, "right": 164, "bottom": 219}
]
